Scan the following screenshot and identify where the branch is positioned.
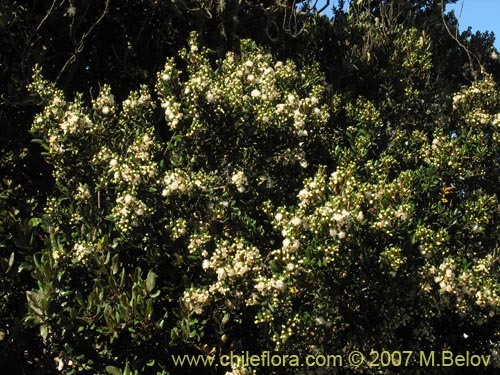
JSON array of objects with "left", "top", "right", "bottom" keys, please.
[
  {"left": 317, "top": 0, "right": 330, "bottom": 14},
  {"left": 441, "top": 0, "right": 484, "bottom": 80},
  {"left": 56, "top": 0, "right": 110, "bottom": 83},
  {"left": 35, "top": 0, "right": 59, "bottom": 34}
]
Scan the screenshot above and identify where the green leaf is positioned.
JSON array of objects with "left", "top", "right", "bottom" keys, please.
[
  {"left": 120, "top": 268, "right": 126, "bottom": 288},
  {"left": 123, "top": 362, "right": 131, "bottom": 375},
  {"left": 29, "top": 217, "right": 42, "bottom": 227},
  {"left": 111, "top": 254, "right": 120, "bottom": 275},
  {"left": 104, "top": 250, "right": 111, "bottom": 265},
  {"left": 150, "top": 290, "right": 161, "bottom": 298},
  {"left": 7, "top": 251, "right": 14, "bottom": 270},
  {"left": 105, "top": 366, "right": 123, "bottom": 375},
  {"left": 40, "top": 325, "right": 48, "bottom": 340},
  {"left": 18, "top": 258, "right": 33, "bottom": 272},
  {"left": 145, "top": 271, "right": 156, "bottom": 294}
]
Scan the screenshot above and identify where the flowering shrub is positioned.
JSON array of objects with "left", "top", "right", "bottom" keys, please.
[{"left": 27, "top": 29, "right": 500, "bottom": 374}]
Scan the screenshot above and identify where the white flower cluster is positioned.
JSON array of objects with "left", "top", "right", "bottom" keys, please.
[
  {"left": 230, "top": 171, "right": 247, "bottom": 193},
  {"left": 108, "top": 157, "right": 140, "bottom": 186},
  {"left": 42, "top": 94, "right": 66, "bottom": 124},
  {"left": 73, "top": 241, "right": 94, "bottom": 263},
  {"left": 267, "top": 210, "right": 306, "bottom": 274},
  {"left": 93, "top": 85, "right": 115, "bottom": 116},
  {"left": 46, "top": 131, "right": 65, "bottom": 155},
  {"left": 254, "top": 276, "right": 286, "bottom": 297},
  {"left": 75, "top": 183, "right": 91, "bottom": 201},
  {"left": 111, "top": 191, "right": 150, "bottom": 233},
  {"left": 185, "top": 238, "right": 263, "bottom": 315},
  {"left": 157, "top": 58, "right": 178, "bottom": 84},
  {"left": 206, "top": 238, "right": 262, "bottom": 290},
  {"left": 161, "top": 97, "right": 183, "bottom": 129},
  {"left": 60, "top": 108, "right": 92, "bottom": 135},
  {"left": 472, "top": 256, "right": 500, "bottom": 312},
  {"left": 475, "top": 287, "right": 500, "bottom": 311},
  {"left": 453, "top": 77, "right": 497, "bottom": 111},
  {"left": 161, "top": 169, "right": 207, "bottom": 197},
  {"left": 121, "top": 86, "right": 154, "bottom": 118},
  {"left": 433, "top": 258, "right": 458, "bottom": 294},
  {"left": 414, "top": 226, "right": 448, "bottom": 258},
  {"left": 156, "top": 59, "right": 185, "bottom": 129},
  {"left": 167, "top": 218, "right": 187, "bottom": 240},
  {"left": 128, "top": 133, "right": 157, "bottom": 163},
  {"left": 427, "top": 256, "right": 500, "bottom": 317},
  {"left": 155, "top": 35, "right": 330, "bottom": 186},
  {"left": 54, "top": 355, "right": 74, "bottom": 372},
  {"left": 187, "top": 232, "right": 211, "bottom": 257},
  {"left": 296, "top": 166, "right": 366, "bottom": 240},
  {"left": 297, "top": 168, "right": 328, "bottom": 209},
  {"left": 182, "top": 287, "right": 210, "bottom": 315},
  {"left": 104, "top": 134, "right": 158, "bottom": 188}
]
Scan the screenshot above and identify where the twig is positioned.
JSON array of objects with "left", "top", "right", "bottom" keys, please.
[
  {"left": 56, "top": 0, "right": 110, "bottom": 83},
  {"left": 317, "top": 0, "right": 330, "bottom": 14},
  {"left": 35, "top": 0, "right": 59, "bottom": 34},
  {"left": 441, "top": 0, "right": 484, "bottom": 79}
]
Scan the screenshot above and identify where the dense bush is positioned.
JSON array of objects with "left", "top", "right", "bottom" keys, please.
[{"left": 25, "top": 21, "right": 500, "bottom": 375}]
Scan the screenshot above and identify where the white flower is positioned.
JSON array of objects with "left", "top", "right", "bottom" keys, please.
[
  {"left": 231, "top": 171, "right": 247, "bottom": 192},
  {"left": 333, "top": 212, "right": 344, "bottom": 222},
  {"left": 251, "top": 89, "right": 261, "bottom": 98},
  {"left": 66, "top": 5, "right": 76, "bottom": 17},
  {"left": 338, "top": 231, "right": 346, "bottom": 239},
  {"left": 245, "top": 60, "right": 253, "bottom": 68},
  {"left": 124, "top": 194, "right": 133, "bottom": 205},
  {"left": 255, "top": 281, "right": 266, "bottom": 292},
  {"left": 274, "top": 279, "right": 285, "bottom": 290},
  {"left": 216, "top": 267, "right": 225, "bottom": 279},
  {"left": 202, "top": 259, "right": 210, "bottom": 270},
  {"left": 55, "top": 356, "right": 64, "bottom": 371},
  {"left": 291, "top": 217, "right": 301, "bottom": 226},
  {"left": 315, "top": 317, "right": 326, "bottom": 325}
]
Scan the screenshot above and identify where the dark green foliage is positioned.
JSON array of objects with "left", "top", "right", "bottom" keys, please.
[{"left": 2, "top": 1, "right": 500, "bottom": 374}]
